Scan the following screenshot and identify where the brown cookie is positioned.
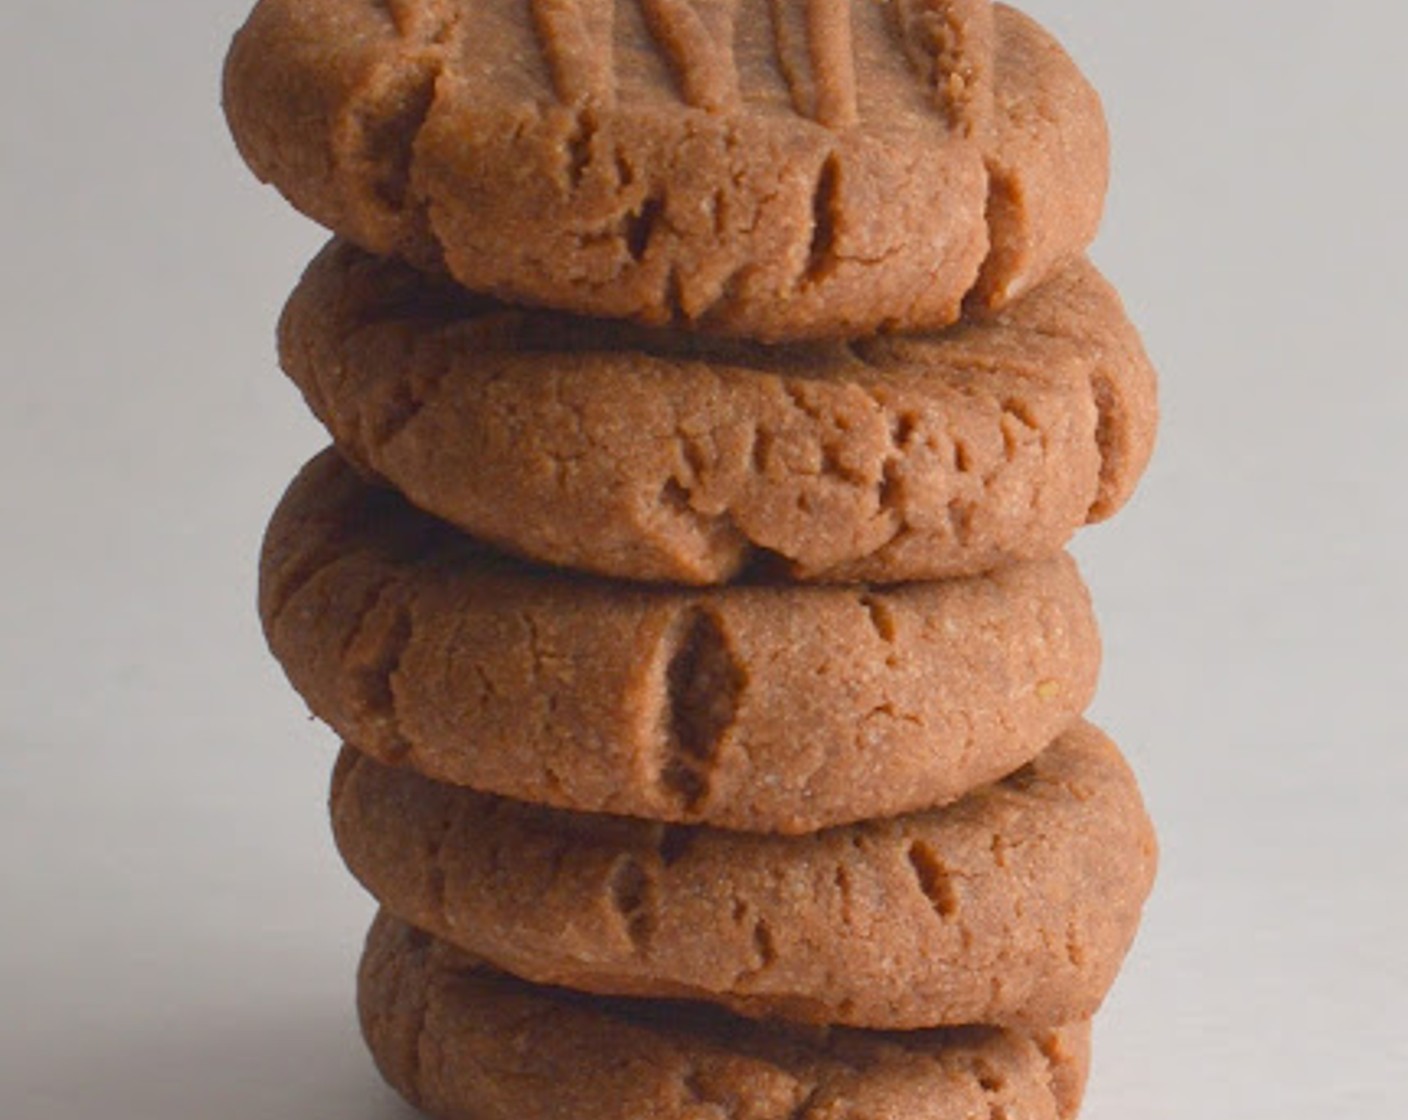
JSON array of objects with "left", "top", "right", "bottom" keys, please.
[
  {"left": 360, "top": 910, "right": 1093, "bottom": 1120},
  {"left": 332, "top": 721, "right": 1157, "bottom": 1030},
  {"left": 279, "top": 245, "right": 1156, "bottom": 584},
  {"left": 225, "top": 1, "right": 1105, "bottom": 341},
  {"left": 968, "top": 6, "right": 1109, "bottom": 311},
  {"left": 263, "top": 450, "right": 1101, "bottom": 833}
]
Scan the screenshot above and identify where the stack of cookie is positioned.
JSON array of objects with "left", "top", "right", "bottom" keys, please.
[{"left": 226, "top": 1, "right": 1159, "bottom": 1116}]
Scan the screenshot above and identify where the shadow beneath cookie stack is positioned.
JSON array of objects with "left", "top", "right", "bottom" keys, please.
[{"left": 225, "top": 0, "right": 1160, "bottom": 1116}]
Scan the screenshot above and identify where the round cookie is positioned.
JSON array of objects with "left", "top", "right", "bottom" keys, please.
[
  {"left": 332, "top": 721, "right": 1158, "bottom": 1030},
  {"left": 360, "top": 910, "right": 1093, "bottom": 1120},
  {"left": 263, "top": 450, "right": 1101, "bottom": 834},
  {"left": 225, "top": 1, "right": 1106, "bottom": 341},
  {"left": 280, "top": 245, "right": 1156, "bottom": 585}
]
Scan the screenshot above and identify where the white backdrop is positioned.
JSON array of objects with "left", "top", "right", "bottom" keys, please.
[{"left": 1, "top": 2, "right": 1404, "bottom": 1116}]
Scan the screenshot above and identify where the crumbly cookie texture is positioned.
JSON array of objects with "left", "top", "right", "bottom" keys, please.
[
  {"left": 332, "top": 721, "right": 1158, "bottom": 1030},
  {"left": 360, "top": 910, "right": 1093, "bottom": 1120},
  {"left": 279, "top": 246, "right": 1155, "bottom": 584},
  {"left": 225, "top": 1, "right": 1105, "bottom": 341},
  {"left": 262, "top": 450, "right": 1102, "bottom": 832}
]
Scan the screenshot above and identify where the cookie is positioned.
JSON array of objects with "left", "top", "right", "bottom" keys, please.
[
  {"left": 968, "top": 6, "right": 1109, "bottom": 311},
  {"left": 263, "top": 450, "right": 1101, "bottom": 833},
  {"left": 279, "top": 246, "right": 1156, "bottom": 584},
  {"left": 225, "top": 1, "right": 1106, "bottom": 341},
  {"left": 332, "top": 720, "right": 1157, "bottom": 1030},
  {"left": 360, "top": 910, "right": 1093, "bottom": 1120}
]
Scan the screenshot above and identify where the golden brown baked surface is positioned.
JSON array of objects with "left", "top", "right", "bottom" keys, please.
[
  {"left": 225, "top": 1, "right": 1106, "bottom": 340},
  {"left": 279, "top": 246, "right": 1156, "bottom": 584},
  {"left": 261, "top": 450, "right": 1103, "bottom": 832},
  {"left": 360, "top": 909, "right": 1093, "bottom": 1120},
  {"left": 333, "top": 721, "right": 1158, "bottom": 1030}
]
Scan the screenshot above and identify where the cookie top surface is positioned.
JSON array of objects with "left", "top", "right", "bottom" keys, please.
[
  {"left": 280, "top": 245, "right": 1157, "bottom": 584},
  {"left": 360, "top": 910, "right": 1092, "bottom": 1120},
  {"left": 264, "top": 449, "right": 1100, "bottom": 832},
  {"left": 333, "top": 720, "right": 1158, "bottom": 1029},
  {"left": 226, "top": 1, "right": 1106, "bottom": 340}
]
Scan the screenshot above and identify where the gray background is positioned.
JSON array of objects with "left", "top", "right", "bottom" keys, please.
[{"left": 2, "top": 2, "right": 1404, "bottom": 1116}]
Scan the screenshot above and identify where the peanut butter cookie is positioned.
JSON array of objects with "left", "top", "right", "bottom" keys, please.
[
  {"left": 226, "top": 2, "right": 1105, "bottom": 340},
  {"left": 263, "top": 450, "right": 1101, "bottom": 833},
  {"left": 279, "top": 247, "right": 1156, "bottom": 583},
  {"left": 360, "top": 910, "right": 1093, "bottom": 1120},
  {"left": 332, "top": 721, "right": 1157, "bottom": 1029}
]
